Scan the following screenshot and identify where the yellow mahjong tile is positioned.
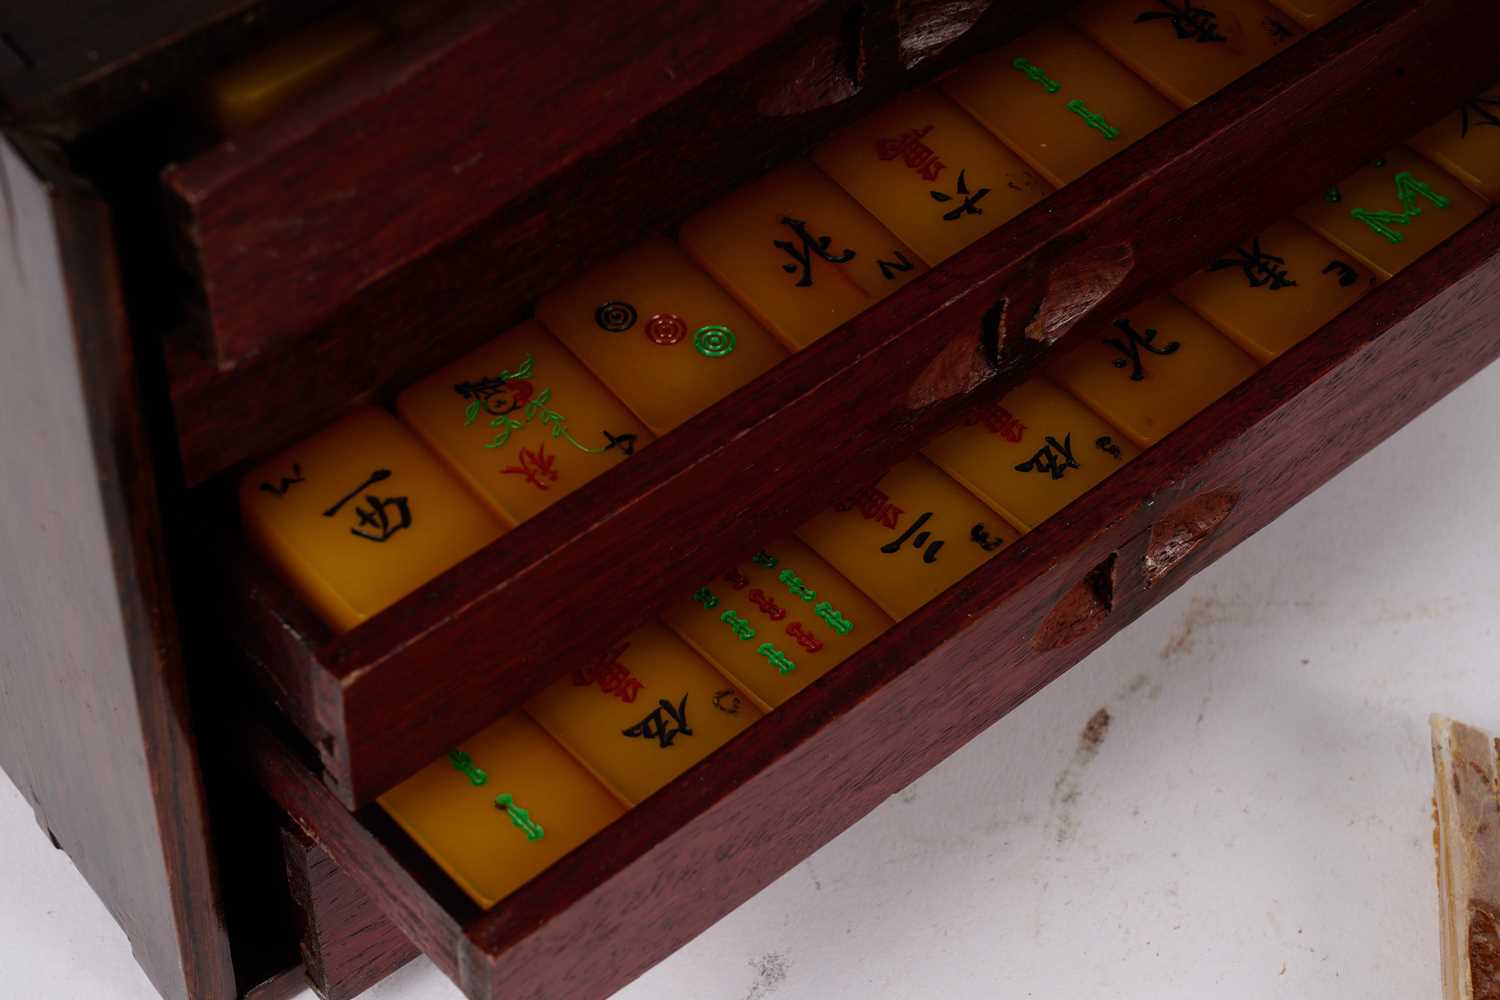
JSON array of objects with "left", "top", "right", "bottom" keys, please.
[
  {"left": 924, "top": 376, "right": 1140, "bottom": 531},
  {"left": 1070, "top": 0, "right": 1303, "bottom": 108},
  {"left": 1173, "top": 218, "right": 1375, "bottom": 362},
  {"left": 525, "top": 622, "right": 761, "bottom": 806},
  {"left": 204, "top": 14, "right": 386, "bottom": 134},
  {"left": 1044, "top": 295, "right": 1258, "bottom": 447},
  {"left": 662, "top": 537, "right": 892, "bottom": 709},
  {"left": 796, "top": 456, "right": 1019, "bottom": 620},
  {"left": 940, "top": 20, "right": 1178, "bottom": 186},
  {"left": 378, "top": 713, "right": 624, "bottom": 908},
  {"left": 1263, "top": 0, "right": 1358, "bottom": 29},
  {"left": 397, "top": 321, "right": 652, "bottom": 527},
  {"left": 811, "top": 89, "right": 1051, "bottom": 265},
  {"left": 1410, "top": 86, "right": 1500, "bottom": 202},
  {"left": 240, "top": 406, "right": 504, "bottom": 633},
  {"left": 1293, "top": 147, "right": 1489, "bottom": 279},
  {"left": 679, "top": 160, "right": 927, "bottom": 350},
  {"left": 535, "top": 236, "right": 787, "bottom": 434}
]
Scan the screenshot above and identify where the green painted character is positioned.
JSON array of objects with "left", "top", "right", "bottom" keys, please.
[{"left": 495, "top": 793, "right": 545, "bottom": 841}]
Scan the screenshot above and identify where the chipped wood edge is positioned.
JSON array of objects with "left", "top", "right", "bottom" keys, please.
[{"left": 1431, "top": 715, "right": 1500, "bottom": 1000}]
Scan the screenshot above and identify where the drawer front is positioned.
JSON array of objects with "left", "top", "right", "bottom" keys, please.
[
  {"left": 162, "top": 1, "right": 1068, "bottom": 378},
  {"left": 220, "top": 0, "right": 1500, "bottom": 808},
  {"left": 248, "top": 209, "right": 1500, "bottom": 1000}
]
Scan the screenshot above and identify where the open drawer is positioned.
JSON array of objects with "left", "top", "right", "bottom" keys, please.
[
  {"left": 162, "top": 0, "right": 862, "bottom": 372},
  {"left": 162, "top": 0, "right": 1088, "bottom": 464},
  {"left": 213, "top": 0, "right": 1500, "bottom": 808},
  {"left": 244, "top": 206, "right": 1500, "bottom": 999}
]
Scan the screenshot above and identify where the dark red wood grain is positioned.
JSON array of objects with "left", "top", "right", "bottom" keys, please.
[
  {"left": 222, "top": 0, "right": 1500, "bottom": 808},
  {"left": 242, "top": 965, "right": 313, "bottom": 1000},
  {"left": 0, "top": 0, "right": 345, "bottom": 138},
  {"left": 281, "top": 826, "right": 420, "bottom": 999},
  {"left": 249, "top": 207, "right": 1500, "bottom": 1000},
  {"left": 249, "top": 731, "right": 470, "bottom": 984},
  {"left": 15, "top": 3, "right": 1498, "bottom": 998},
  {"left": 163, "top": 0, "right": 1067, "bottom": 448},
  {"left": 0, "top": 138, "right": 236, "bottom": 1000}
]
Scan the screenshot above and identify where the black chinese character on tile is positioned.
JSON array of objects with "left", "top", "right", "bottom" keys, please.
[
  {"left": 1134, "top": 1, "right": 1226, "bottom": 43},
  {"left": 775, "top": 216, "right": 856, "bottom": 287},
  {"left": 930, "top": 168, "right": 991, "bottom": 221},
  {"left": 1104, "top": 318, "right": 1181, "bottom": 381},
  {"left": 622, "top": 693, "right": 693, "bottom": 748},
  {"left": 1209, "top": 236, "right": 1297, "bottom": 290},
  {"left": 322, "top": 469, "right": 412, "bottom": 543},
  {"left": 880, "top": 510, "right": 945, "bottom": 564},
  {"left": 1014, "top": 433, "right": 1079, "bottom": 481},
  {"left": 259, "top": 463, "right": 305, "bottom": 498}
]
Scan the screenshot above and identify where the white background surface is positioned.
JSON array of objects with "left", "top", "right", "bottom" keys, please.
[{"left": 5, "top": 359, "right": 1500, "bottom": 1000}]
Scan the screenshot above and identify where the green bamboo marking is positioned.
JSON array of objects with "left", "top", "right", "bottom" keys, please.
[
  {"left": 447, "top": 749, "right": 488, "bottom": 786},
  {"left": 1323, "top": 186, "right": 1341, "bottom": 203},
  {"left": 757, "top": 642, "right": 796, "bottom": 675},
  {"left": 777, "top": 568, "right": 815, "bottom": 601},
  {"left": 1350, "top": 171, "right": 1451, "bottom": 245},
  {"left": 751, "top": 550, "right": 778, "bottom": 569},
  {"left": 495, "top": 793, "right": 545, "bottom": 841},
  {"left": 1065, "top": 99, "right": 1119, "bottom": 140},
  {"left": 1011, "top": 57, "right": 1061, "bottom": 94},
  {"left": 814, "top": 600, "right": 854, "bottom": 636},
  {"left": 721, "top": 610, "right": 756, "bottom": 640}
]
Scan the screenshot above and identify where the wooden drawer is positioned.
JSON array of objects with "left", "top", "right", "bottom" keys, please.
[
  {"left": 188, "top": 2, "right": 1500, "bottom": 996},
  {"left": 160, "top": 0, "right": 822, "bottom": 370},
  {"left": 215, "top": 0, "right": 1500, "bottom": 809},
  {"left": 245, "top": 210, "right": 1500, "bottom": 998},
  {"left": 5, "top": 0, "right": 1500, "bottom": 997},
  {"left": 160, "top": 0, "right": 1086, "bottom": 480}
]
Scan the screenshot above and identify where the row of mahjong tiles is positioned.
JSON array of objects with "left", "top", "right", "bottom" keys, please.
[
  {"left": 238, "top": 6, "right": 1498, "bottom": 907},
  {"left": 201, "top": 0, "right": 1358, "bottom": 136}
]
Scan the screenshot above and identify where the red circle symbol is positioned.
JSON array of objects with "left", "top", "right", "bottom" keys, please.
[{"left": 645, "top": 313, "right": 687, "bottom": 346}]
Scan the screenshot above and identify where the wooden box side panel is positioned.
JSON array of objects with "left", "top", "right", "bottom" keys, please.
[
  {"left": 0, "top": 138, "right": 236, "bottom": 1000},
  {"left": 456, "top": 217, "right": 1500, "bottom": 1000}
]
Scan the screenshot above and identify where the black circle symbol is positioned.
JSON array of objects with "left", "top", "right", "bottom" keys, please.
[{"left": 594, "top": 300, "right": 638, "bottom": 333}]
